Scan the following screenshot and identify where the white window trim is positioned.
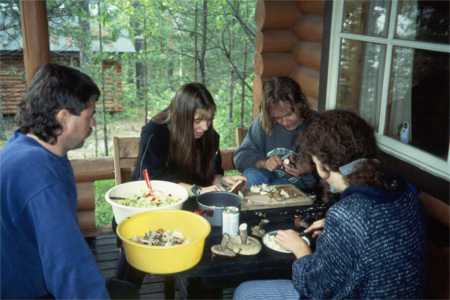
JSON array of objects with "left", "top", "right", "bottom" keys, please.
[{"left": 326, "top": 0, "right": 450, "bottom": 180}]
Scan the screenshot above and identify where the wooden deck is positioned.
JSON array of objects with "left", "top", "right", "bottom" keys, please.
[{"left": 87, "top": 231, "right": 234, "bottom": 299}]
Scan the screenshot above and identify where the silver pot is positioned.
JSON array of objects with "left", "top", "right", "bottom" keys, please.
[{"left": 196, "top": 192, "right": 241, "bottom": 227}]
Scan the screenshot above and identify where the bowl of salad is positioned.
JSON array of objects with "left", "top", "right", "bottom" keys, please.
[{"left": 105, "top": 180, "right": 189, "bottom": 224}]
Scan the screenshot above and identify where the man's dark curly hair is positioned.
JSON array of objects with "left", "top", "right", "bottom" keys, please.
[
  {"left": 16, "top": 63, "right": 100, "bottom": 144},
  {"left": 300, "top": 110, "right": 384, "bottom": 187}
]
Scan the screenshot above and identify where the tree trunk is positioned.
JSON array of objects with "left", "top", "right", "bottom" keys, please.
[
  {"left": 132, "top": 0, "right": 147, "bottom": 124},
  {"left": 98, "top": 0, "right": 108, "bottom": 156},
  {"left": 228, "top": 8, "right": 236, "bottom": 122},
  {"left": 199, "top": 0, "right": 208, "bottom": 84},
  {"left": 143, "top": 6, "right": 149, "bottom": 124},
  {"left": 193, "top": 1, "right": 198, "bottom": 81},
  {"left": 240, "top": 2, "right": 249, "bottom": 128},
  {"left": 79, "top": 0, "right": 91, "bottom": 67},
  {"left": 240, "top": 41, "right": 247, "bottom": 128}
]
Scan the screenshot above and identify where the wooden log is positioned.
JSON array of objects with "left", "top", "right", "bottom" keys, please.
[
  {"left": 290, "top": 66, "right": 320, "bottom": 100},
  {"left": 296, "top": 0, "right": 325, "bottom": 15},
  {"left": 221, "top": 148, "right": 235, "bottom": 171},
  {"left": 253, "top": 75, "right": 263, "bottom": 118},
  {"left": 256, "top": 30, "right": 297, "bottom": 53},
  {"left": 235, "top": 127, "right": 248, "bottom": 147},
  {"left": 294, "top": 16, "right": 323, "bottom": 42},
  {"left": 254, "top": 53, "right": 296, "bottom": 78},
  {"left": 19, "top": 0, "right": 50, "bottom": 85},
  {"left": 420, "top": 193, "right": 450, "bottom": 227},
  {"left": 76, "top": 182, "right": 95, "bottom": 211},
  {"left": 71, "top": 158, "right": 115, "bottom": 182},
  {"left": 256, "top": 0, "right": 300, "bottom": 31},
  {"left": 292, "top": 41, "right": 322, "bottom": 71},
  {"left": 307, "top": 97, "right": 319, "bottom": 111},
  {"left": 77, "top": 210, "right": 96, "bottom": 233}
]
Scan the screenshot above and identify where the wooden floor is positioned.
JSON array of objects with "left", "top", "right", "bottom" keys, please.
[{"left": 88, "top": 231, "right": 234, "bottom": 299}]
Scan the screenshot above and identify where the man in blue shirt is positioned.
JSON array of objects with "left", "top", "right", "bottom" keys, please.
[{"left": 1, "top": 64, "right": 109, "bottom": 299}]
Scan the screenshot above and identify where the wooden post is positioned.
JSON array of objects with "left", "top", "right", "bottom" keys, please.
[
  {"left": 256, "top": 0, "right": 299, "bottom": 31},
  {"left": 294, "top": 16, "right": 323, "bottom": 42},
  {"left": 252, "top": 76, "right": 263, "bottom": 117},
  {"left": 19, "top": 0, "right": 50, "bottom": 85},
  {"left": 254, "top": 52, "right": 296, "bottom": 78},
  {"left": 256, "top": 30, "right": 297, "bottom": 53},
  {"left": 290, "top": 66, "right": 320, "bottom": 100},
  {"left": 292, "top": 41, "right": 322, "bottom": 71}
]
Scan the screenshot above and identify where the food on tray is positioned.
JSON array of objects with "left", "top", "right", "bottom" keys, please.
[
  {"left": 250, "top": 184, "right": 276, "bottom": 194},
  {"left": 131, "top": 228, "right": 186, "bottom": 246},
  {"left": 249, "top": 184, "right": 294, "bottom": 199},
  {"left": 115, "top": 190, "right": 180, "bottom": 208}
]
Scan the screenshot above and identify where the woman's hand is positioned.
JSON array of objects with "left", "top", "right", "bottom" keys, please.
[
  {"left": 200, "top": 185, "right": 221, "bottom": 194},
  {"left": 262, "top": 156, "right": 282, "bottom": 171},
  {"left": 221, "top": 175, "right": 247, "bottom": 187},
  {"left": 283, "top": 160, "right": 313, "bottom": 177},
  {"left": 304, "top": 218, "right": 325, "bottom": 238},
  {"left": 276, "top": 229, "right": 311, "bottom": 259}
]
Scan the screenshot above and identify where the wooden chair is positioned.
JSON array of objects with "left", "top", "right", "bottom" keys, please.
[
  {"left": 112, "top": 136, "right": 140, "bottom": 185},
  {"left": 235, "top": 127, "right": 248, "bottom": 147},
  {"left": 113, "top": 135, "right": 240, "bottom": 176}
]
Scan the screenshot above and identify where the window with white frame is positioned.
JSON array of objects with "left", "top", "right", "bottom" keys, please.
[{"left": 326, "top": 0, "right": 449, "bottom": 180}]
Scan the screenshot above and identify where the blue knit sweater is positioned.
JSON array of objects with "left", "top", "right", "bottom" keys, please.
[{"left": 292, "top": 181, "right": 425, "bottom": 299}]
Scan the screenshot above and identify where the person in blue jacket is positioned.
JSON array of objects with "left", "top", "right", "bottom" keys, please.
[
  {"left": 233, "top": 110, "right": 426, "bottom": 299},
  {"left": 0, "top": 64, "right": 109, "bottom": 299},
  {"left": 233, "top": 76, "right": 317, "bottom": 191}
]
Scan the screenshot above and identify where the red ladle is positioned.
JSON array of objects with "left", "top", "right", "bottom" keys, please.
[{"left": 142, "top": 169, "right": 154, "bottom": 195}]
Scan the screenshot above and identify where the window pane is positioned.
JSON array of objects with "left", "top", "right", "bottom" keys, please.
[
  {"left": 396, "top": 0, "right": 449, "bottom": 44},
  {"left": 342, "top": 0, "right": 390, "bottom": 37},
  {"left": 385, "top": 47, "right": 449, "bottom": 160},
  {"left": 336, "top": 39, "right": 386, "bottom": 130}
]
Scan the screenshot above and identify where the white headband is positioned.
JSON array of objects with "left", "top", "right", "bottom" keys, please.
[{"left": 339, "top": 158, "right": 368, "bottom": 176}]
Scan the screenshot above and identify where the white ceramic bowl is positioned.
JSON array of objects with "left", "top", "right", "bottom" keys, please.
[{"left": 105, "top": 180, "right": 189, "bottom": 224}]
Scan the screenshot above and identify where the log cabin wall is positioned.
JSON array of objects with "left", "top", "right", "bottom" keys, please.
[
  {"left": 0, "top": 53, "right": 123, "bottom": 115},
  {"left": 254, "top": 0, "right": 324, "bottom": 115}
]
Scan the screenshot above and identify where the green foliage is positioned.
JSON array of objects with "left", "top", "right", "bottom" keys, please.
[
  {"left": 0, "top": 0, "right": 257, "bottom": 224},
  {"left": 94, "top": 179, "right": 115, "bottom": 227}
]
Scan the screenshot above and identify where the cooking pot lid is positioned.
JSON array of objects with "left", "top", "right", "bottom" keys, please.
[{"left": 197, "top": 192, "right": 241, "bottom": 208}]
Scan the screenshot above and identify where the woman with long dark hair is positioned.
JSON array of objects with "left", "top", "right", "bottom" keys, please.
[{"left": 132, "top": 82, "right": 244, "bottom": 190}]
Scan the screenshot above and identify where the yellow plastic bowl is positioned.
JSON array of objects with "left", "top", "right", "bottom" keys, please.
[{"left": 117, "top": 210, "right": 211, "bottom": 274}]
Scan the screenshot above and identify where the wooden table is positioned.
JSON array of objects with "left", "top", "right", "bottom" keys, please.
[{"left": 174, "top": 199, "right": 329, "bottom": 299}]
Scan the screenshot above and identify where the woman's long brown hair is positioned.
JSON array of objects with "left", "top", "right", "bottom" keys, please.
[{"left": 153, "top": 83, "right": 218, "bottom": 185}]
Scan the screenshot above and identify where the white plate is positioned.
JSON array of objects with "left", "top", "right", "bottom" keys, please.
[{"left": 262, "top": 230, "right": 291, "bottom": 253}]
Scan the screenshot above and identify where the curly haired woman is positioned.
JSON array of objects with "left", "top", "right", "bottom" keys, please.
[{"left": 234, "top": 110, "right": 425, "bottom": 299}]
